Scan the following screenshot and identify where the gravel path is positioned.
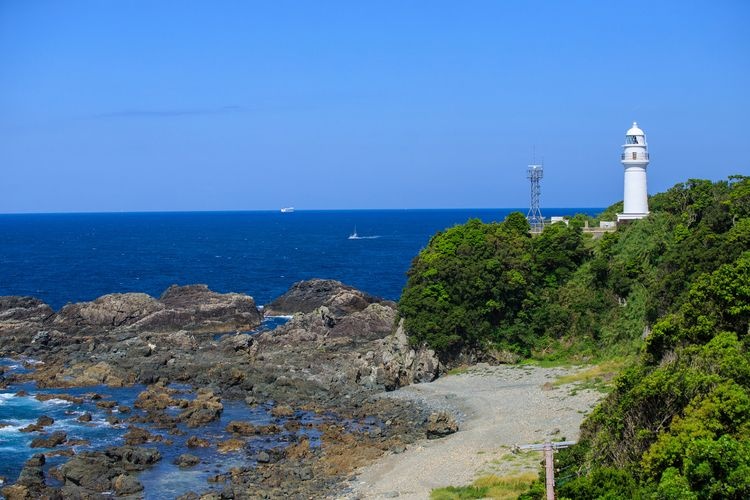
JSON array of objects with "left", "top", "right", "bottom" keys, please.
[{"left": 341, "top": 364, "right": 604, "bottom": 499}]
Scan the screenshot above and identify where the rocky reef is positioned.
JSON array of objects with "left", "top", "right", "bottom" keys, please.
[{"left": 0, "top": 279, "right": 446, "bottom": 499}]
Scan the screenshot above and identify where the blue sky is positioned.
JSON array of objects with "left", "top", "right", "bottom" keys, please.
[{"left": 1, "top": 1, "right": 748, "bottom": 212}]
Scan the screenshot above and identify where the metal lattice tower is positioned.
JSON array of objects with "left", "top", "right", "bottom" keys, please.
[{"left": 527, "top": 164, "right": 544, "bottom": 231}]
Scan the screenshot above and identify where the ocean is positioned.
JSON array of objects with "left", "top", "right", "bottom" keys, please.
[
  {"left": 0, "top": 208, "right": 599, "bottom": 497},
  {"left": 0, "top": 209, "right": 599, "bottom": 309}
]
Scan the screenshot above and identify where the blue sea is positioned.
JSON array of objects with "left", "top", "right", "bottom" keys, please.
[
  {"left": 0, "top": 208, "right": 599, "bottom": 496},
  {"left": 0, "top": 209, "right": 599, "bottom": 309}
]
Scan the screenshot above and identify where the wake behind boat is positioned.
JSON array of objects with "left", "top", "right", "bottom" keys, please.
[{"left": 348, "top": 226, "right": 381, "bottom": 240}]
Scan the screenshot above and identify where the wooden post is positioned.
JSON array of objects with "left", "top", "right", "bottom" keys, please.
[
  {"left": 544, "top": 442, "right": 555, "bottom": 500},
  {"left": 517, "top": 439, "right": 575, "bottom": 499}
]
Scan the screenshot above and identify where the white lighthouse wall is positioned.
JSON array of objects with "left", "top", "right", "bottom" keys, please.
[{"left": 623, "top": 166, "right": 649, "bottom": 215}]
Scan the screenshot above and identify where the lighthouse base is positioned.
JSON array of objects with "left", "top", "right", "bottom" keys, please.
[{"left": 616, "top": 212, "right": 649, "bottom": 223}]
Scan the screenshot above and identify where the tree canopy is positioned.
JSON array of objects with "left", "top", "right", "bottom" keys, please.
[{"left": 399, "top": 175, "right": 750, "bottom": 498}]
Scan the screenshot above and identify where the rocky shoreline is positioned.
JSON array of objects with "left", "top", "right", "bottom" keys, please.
[{"left": 0, "top": 280, "right": 448, "bottom": 499}]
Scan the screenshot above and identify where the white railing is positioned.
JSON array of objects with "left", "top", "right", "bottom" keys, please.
[{"left": 621, "top": 152, "right": 649, "bottom": 160}]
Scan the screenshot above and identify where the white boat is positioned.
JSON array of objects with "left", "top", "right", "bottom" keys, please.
[
  {"left": 280, "top": 207, "right": 295, "bottom": 213},
  {"left": 348, "top": 226, "right": 381, "bottom": 240}
]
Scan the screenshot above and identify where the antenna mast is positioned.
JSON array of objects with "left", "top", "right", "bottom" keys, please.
[{"left": 527, "top": 162, "right": 544, "bottom": 232}]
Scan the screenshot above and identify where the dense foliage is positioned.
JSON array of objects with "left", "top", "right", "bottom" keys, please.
[
  {"left": 551, "top": 177, "right": 749, "bottom": 499},
  {"left": 399, "top": 176, "right": 750, "bottom": 498},
  {"left": 398, "top": 211, "right": 589, "bottom": 358}
]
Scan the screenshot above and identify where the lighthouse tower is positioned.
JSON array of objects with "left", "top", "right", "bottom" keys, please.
[{"left": 617, "top": 122, "right": 650, "bottom": 222}]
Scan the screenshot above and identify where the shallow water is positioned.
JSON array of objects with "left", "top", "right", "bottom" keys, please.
[{"left": 0, "top": 338, "right": 362, "bottom": 498}]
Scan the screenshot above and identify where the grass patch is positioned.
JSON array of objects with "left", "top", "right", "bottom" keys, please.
[
  {"left": 519, "top": 358, "right": 576, "bottom": 368},
  {"left": 447, "top": 365, "right": 470, "bottom": 376},
  {"left": 552, "top": 357, "right": 632, "bottom": 392},
  {"left": 431, "top": 473, "right": 537, "bottom": 500}
]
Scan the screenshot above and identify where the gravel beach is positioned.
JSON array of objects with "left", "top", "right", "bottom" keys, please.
[{"left": 343, "top": 364, "right": 604, "bottom": 499}]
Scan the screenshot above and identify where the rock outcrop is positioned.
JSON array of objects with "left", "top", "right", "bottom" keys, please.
[
  {"left": 264, "top": 279, "right": 394, "bottom": 316},
  {"left": 379, "top": 319, "right": 441, "bottom": 390},
  {"left": 0, "top": 285, "right": 262, "bottom": 359},
  {"left": 425, "top": 411, "right": 459, "bottom": 439},
  {"left": 134, "top": 285, "right": 263, "bottom": 332},
  {"left": 57, "top": 446, "right": 159, "bottom": 498},
  {"left": 53, "top": 293, "right": 163, "bottom": 331},
  {"left": 52, "top": 285, "right": 262, "bottom": 334},
  {"left": 0, "top": 285, "right": 264, "bottom": 387},
  {"left": 0, "top": 280, "right": 448, "bottom": 499},
  {"left": 246, "top": 292, "right": 440, "bottom": 399},
  {"left": 0, "top": 297, "right": 54, "bottom": 323},
  {"left": 0, "top": 297, "right": 56, "bottom": 355}
]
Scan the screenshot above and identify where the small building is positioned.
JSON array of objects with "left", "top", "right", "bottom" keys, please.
[
  {"left": 600, "top": 221, "right": 616, "bottom": 229},
  {"left": 550, "top": 216, "right": 569, "bottom": 225}
]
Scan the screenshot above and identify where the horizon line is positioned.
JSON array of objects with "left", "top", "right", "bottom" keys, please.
[{"left": 0, "top": 207, "right": 606, "bottom": 216}]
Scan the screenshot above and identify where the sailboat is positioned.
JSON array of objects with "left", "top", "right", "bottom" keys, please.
[{"left": 348, "top": 226, "right": 359, "bottom": 240}]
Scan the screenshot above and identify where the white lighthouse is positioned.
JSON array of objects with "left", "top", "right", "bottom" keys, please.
[{"left": 617, "top": 122, "right": 650, "bottom": 222}]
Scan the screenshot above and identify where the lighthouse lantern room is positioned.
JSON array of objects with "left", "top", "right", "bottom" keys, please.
[{"left": 617, "top": 122, "right": 650, "bottom": 222}]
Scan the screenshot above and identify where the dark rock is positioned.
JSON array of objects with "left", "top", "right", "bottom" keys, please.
[
  {"left": 19, "top": 415, "right": 54, "bottom": 433},
  {"left": 295, "top": 467, "right": 313, "bottom": 480},
  {"left": 225, "top": 421, "right": 255, "bottom": 435},
  {"left": 179, "top": 389, "right": 223, "bottom": 427},
  {"left": 113, "top": 473, "right": 143, "bottom": 495},
  {"left": 264, "top": 279, "right": 390, "bottom": 316},
  {"left": 0, "top": 281, "right": 438, "bottom": 499},
  {"left": 59, "top": 455, "right": 113, "bottom": 492},
  {"left": 46, "top": 285, "right": 262, "bottom": 336},
  {"left": 177, "top": 493, "right": 201, "bottom": 500},
  {"left": 77, "top": 412, "right": 92, "bottom": 422},
  {"left": 124, "top": 426, "right": 158, "bottom": 445},
  {"left": 35, "top": 393, "right": 84, "bottom": 404},
  {"left": 1, "top": 484, "right": 31, "bottom": 500},
  {"left": 0, "top": 296, "right": 54, "bottom": 322},
  {"left": 220, "top": 333, "right": 254, "bottom": 353},
  {"left": 105, "top": 446, "right": 162, "bottom": 468},
  {"left": 138, "top": 284, "right": 262, "bottom": 333},
  {"left": 66, "top": 438, "right": 90, "bottom": 447},
  {"left": 53, "top": 293, "right": 163, "bottom": 332},
  {"left": 37, "top": 415, "right": 54, "bottom": 427},
  {"left": 134, "top": 385, "right": 177, "bottom": 411},
  {"left": 173, "top": 453, "right": 200, "bottom": 468},
  {"left": 16, "top": 454, "right": 45, "bottom": 488},
  {"left": 283, "top": 420, "right": 301, "bottom": 432},
  {"left": 379, "top": 319, "right": 441, "bottom": 390},
  {"left": 217, "top": 438, "right": 245, "bottom": 453},
  {"left": 270, "top": 405, "right": 294, "bottom": 417},
  {"left": 186, "top": 436, "right": 210, "bottom": 448},
  {"left": 31, "top": 330, "right": 64, "bottom": 347},
  {"left": 425, "top": 411, "right": 459, "bottom": 439},
  {"left": 257, "top": 424, "right": 282, "bottom": 435},
  {"left": 30, "top": 431, "right": 67, "bottom": 448}
]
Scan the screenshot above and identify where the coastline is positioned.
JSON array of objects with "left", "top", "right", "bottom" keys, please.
[
  {"left": 344, "top": 364, "right": 604, "bottom": 499},
  {"left": 0, "top": 280, "right": 442, "bottom": 498}
]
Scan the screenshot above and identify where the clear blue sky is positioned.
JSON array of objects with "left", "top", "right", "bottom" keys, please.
[{"left": 1, "top": 1, "right": 748, "bottom": 212}]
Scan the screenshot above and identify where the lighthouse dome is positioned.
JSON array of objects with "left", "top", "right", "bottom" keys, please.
[{"left": 626, "top": 122, "right": 645, "bottom": 136}]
